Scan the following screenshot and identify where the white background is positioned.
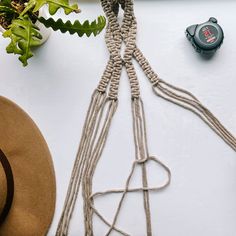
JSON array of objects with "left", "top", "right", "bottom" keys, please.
[{"left": 1, "top": 1, "right": 236, "bottom": 235}]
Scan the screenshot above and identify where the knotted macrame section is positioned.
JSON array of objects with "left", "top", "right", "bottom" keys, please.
[{"left": 56, "top": 0, "right": 236, "bottom": 235}]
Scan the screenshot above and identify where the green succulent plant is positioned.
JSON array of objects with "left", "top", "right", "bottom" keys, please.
[{"left": 0, "top": 0, "right": 106, "bottom": 66}]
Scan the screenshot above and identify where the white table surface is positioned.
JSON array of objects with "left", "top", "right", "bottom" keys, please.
[{"left": 1, "top": 1, "right": 236, "bottom": 235}]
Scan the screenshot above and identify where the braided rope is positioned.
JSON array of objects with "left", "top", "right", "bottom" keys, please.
[
  {"left": 56, "top": 0, "right": 151, "bottom": 235},
  {"left": 57, "top": 0, "right": 236, "bottom": 235},
  {"left": 88, "top": 1, "right": 171, "bottom": 235}
]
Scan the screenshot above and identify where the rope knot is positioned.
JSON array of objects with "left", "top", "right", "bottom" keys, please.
[
  {"left": 135, "top": 157, "right": 149, "bottom": 164},
  {"left": 152, "top": 78, "right": 162, "bottom": 87}
]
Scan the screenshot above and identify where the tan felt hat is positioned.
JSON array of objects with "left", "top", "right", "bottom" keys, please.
[{"left": 0, "top": 96, "right": 56, "bottom": 236}]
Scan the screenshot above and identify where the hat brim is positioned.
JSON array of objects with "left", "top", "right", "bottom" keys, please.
[{"left": 0, "top": 96, "right": 56, "bottom": 236}]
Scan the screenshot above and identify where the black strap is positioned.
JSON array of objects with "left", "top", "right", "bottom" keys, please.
[{"left": 0, "top": 149, "right": 14, "bottom": 225}]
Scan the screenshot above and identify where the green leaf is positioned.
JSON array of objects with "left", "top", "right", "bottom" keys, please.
[
  {"left": 0, "top": 0, "right": 11, "bottom": 7},
  {"left": 0, "top": 5, "right": 19, "bottom": 27},
  {"left": 3, "top": 16, "right": 42, "bottom": 66},
  {"left": 0, "top": 6, "right": 17, "bottom": 14},
  {"left": 22, "top": 0, "right": 80, "bottom": 16},
  {"left": 38, "top": 16, "right": 106, "bottom": 37}
]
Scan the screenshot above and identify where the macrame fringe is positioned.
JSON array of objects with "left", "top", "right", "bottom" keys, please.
[
  {"left": 153, "top": 80, "right": 236, "bottom": 151},
  {"left": 82, "top": 98, "right": 118, "bottom": 235},
  {"left": 56, "top": 90, "right": 108, "bottom": 235}
]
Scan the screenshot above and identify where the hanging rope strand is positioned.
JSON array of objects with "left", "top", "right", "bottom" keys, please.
[
  {"left": 121, "top": 2, "right": 153, "bottom": 234},
  {"left": 153, "top": 81, "right": 236, "bottom": 150},
  {"left": 56, "top": 90, "right": 107, "bottom": 236}
]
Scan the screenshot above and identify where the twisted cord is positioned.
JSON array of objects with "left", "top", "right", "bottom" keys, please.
[
  {"left": 100, "top": 0, "right": 123, "bottom": 100},
  {"left": 102, "top": 0, "right": 141, "bottom": 99}
]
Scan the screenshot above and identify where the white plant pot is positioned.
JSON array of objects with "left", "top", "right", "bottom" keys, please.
[
  {"left": 35, "top": 8, "right": 51, "bottom": 45},
  {"left": 0, "top": 8, "right": 51, "bottom": 45}
]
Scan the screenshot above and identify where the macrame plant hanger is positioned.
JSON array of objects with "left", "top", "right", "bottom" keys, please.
[{"left": 57, "top": 0, "right": 236, "bottom": 235}]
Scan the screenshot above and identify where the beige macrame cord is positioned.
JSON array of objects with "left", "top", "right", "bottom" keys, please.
[{"left": 57, "top": 0, "right": 236, "bottom": 235}]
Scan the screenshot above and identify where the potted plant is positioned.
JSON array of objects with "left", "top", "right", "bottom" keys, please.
[{"left": 0, "top": 0, "right": 106, "bottom": 66}]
